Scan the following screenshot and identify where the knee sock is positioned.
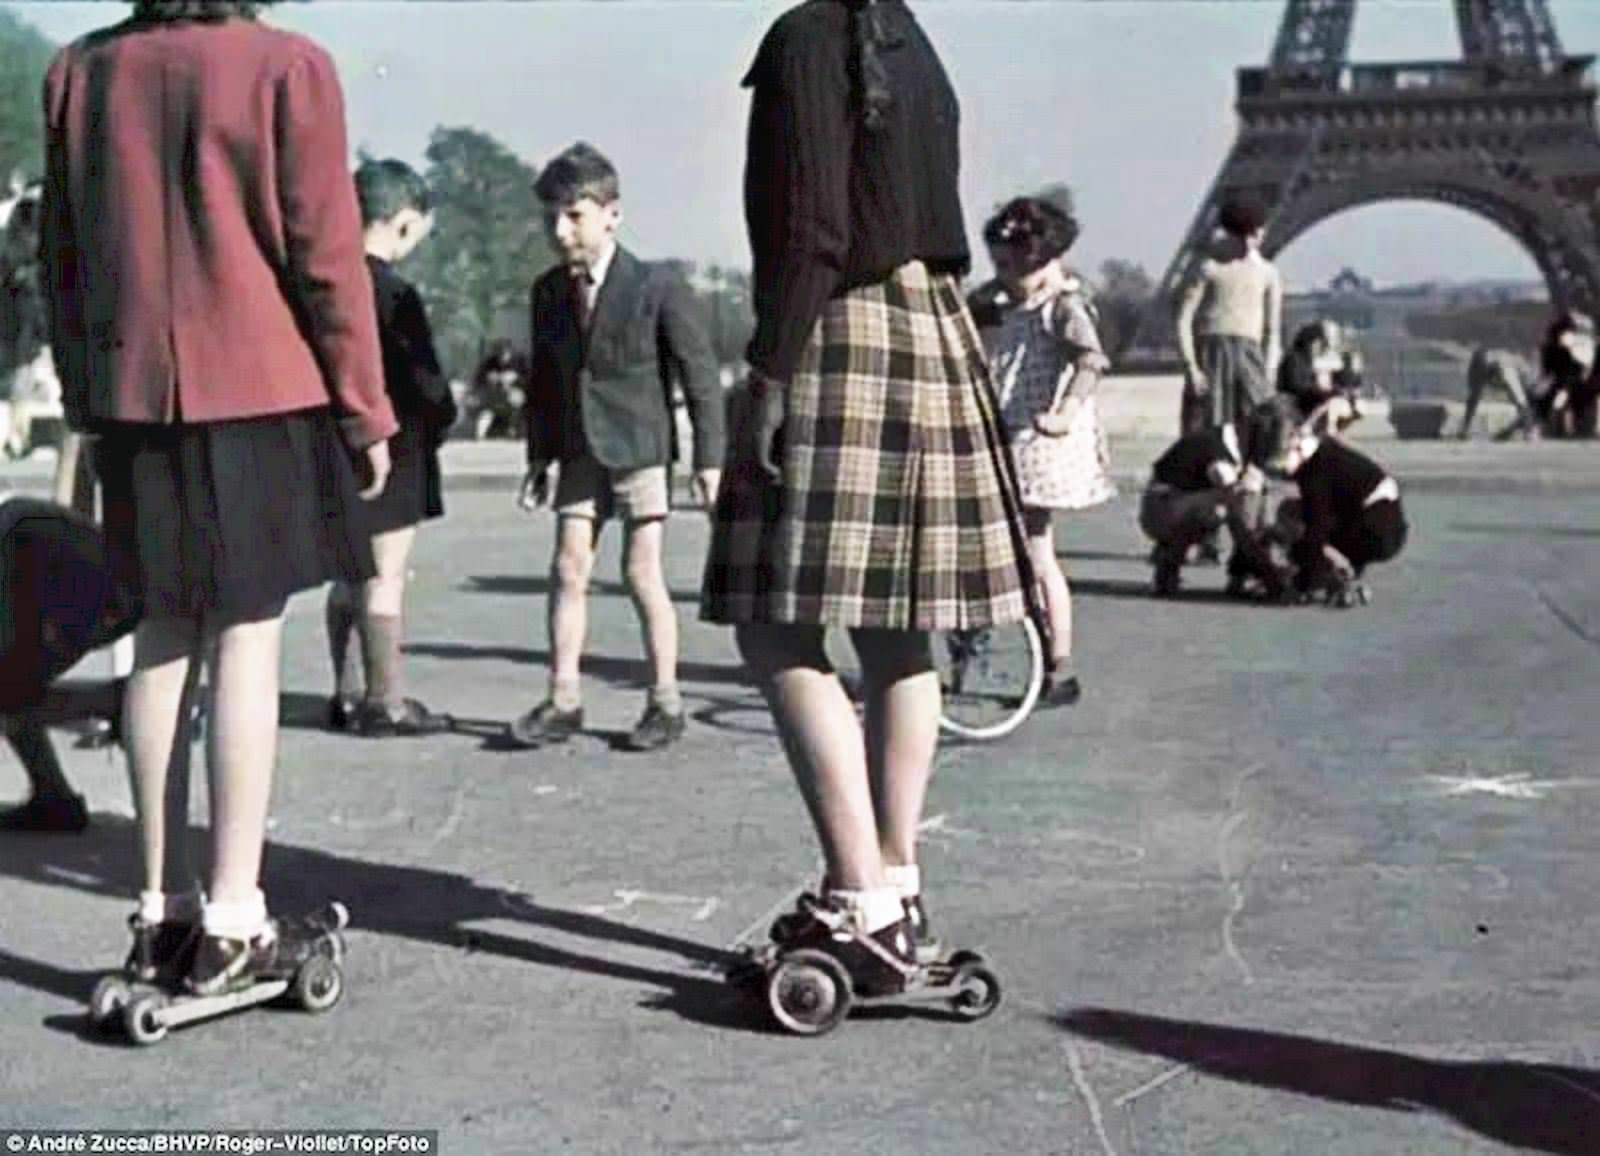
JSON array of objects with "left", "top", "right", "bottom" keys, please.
[
  {"left": 549, "top": 674, "right": 582, "bottom": 713},
  {"left": 137, "top": 888, "right": 202, "bottom": 927},
  {"left": 359, "top": 612, "right": 406, "bottom": 709},
  {"left": 326, "top": 599, "right": 361, "bottom": 699},
  {"left": 201, "top": 889, "right": 270, "bottom": 943},
  {"left": 827, "top": 887, "right": 907, "bottom": 935},
  {"left": 649, "top": 683, "right": 682, "bottom": 715}
]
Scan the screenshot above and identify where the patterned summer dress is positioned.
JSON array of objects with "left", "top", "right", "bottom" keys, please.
[{"left": 987, "top": 277, "right": 1116, "bottom": 511}]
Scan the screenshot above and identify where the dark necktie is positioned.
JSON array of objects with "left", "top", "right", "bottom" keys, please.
[{"left": 571, "top": 267, "right": 595, "bottom": 333}]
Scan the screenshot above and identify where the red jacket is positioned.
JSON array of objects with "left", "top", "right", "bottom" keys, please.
[{"left": 41, "top": 16, "right": 397, "bottom": 450}]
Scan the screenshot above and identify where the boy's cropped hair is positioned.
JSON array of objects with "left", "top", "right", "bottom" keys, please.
[
  {"left": 533, "top": 142, "right": 620, "bottom": 208},
  {"left": 354, "top": 158, "right": 431, "bottom": 227},
  {"left": 982, "top": 196, "right": 1080, "bottom": 272},
  {"left": 1217, "top": 192, "right": 1267, "bottom": 239},
  {"left": 132, "top": 0, "right": 276, "bottom": 20}
]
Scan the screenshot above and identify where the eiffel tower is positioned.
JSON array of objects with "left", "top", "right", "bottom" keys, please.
[{"left": 1129, "top": 0, "right": 1600, "bottom": 359}]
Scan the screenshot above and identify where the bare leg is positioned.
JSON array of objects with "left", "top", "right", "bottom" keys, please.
[
  {"left": 203, "top": 608, "right": 285, "bottom": 907},
  {"left": 123, "top": 617, "right": 203, "bottom": 896},
  {"left": 620, "top": 517, "right": 678, "bottom": 703},
  {"left": 736, "top": 624, "right": 884, "bottom": 891},
  {"left": 1025, "top": 511, "right": 1073, "bottom": 665},
  {"left": 851, "top": 629, "right": 939, "bottom": 870},
  {"left": 547, "top": 515, "right": 598, "bottom": 707}
]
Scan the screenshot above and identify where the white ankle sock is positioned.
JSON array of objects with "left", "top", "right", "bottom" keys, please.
[
  {"left": 201, "top": 890, "right": 270, "bottom": 942},
  {"left": 137, "top": 888, "right": 202, "bottom": 926},
  {"left": 828, "top": 887, "right": 905, "bottom": 934},
  {"left": 883, "top": 864, "right": 920, "bottom": 899}
]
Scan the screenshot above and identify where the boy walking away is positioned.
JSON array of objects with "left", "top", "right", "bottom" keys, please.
[
  {"left": 509, "top": 142, "right": 724, "bottom": 753},
  {"left": 325, "top": 159, "right": 457, "bottom": 737}
]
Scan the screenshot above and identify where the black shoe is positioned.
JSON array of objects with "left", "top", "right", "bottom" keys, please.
[
  {"left": 781, "top": 898, "right": 917, "bottom": 997},
  {"left": 185, "top": 910, "right": 338, "bottom": 997},
  {"left": 623, "top": 702, "right": 686, "bottom": 752},
  {"left": 0, "top": 792, "right": 89, "bottom": 834},
  {"left": 1151, "top": 547, "right": 1183, "bottom": 598},
  {"left": 1041, "top": 666, "right": 1082, "bottom": 708},
  {"left": 124, "top": 915, "right": 201, "bottom": 986},
  {"left": 325, "top": 696, "right": 360, "bottom": 733},
  {"left": 505, "top": 701, "right": 584, "bottom": 748},
  {"left": 357, "top": 698, "right": 453, "bottom": 737}
]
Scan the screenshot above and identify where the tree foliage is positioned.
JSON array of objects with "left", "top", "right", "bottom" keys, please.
[
  {"left": 1092, "top": 258, "right": 1155, "bottom": 357},
  {"left": 0, "top": 9, "right": 56, "bottom": 184},
  {"left": 403, "top": 126, "right": 557, "bottom": 378}
]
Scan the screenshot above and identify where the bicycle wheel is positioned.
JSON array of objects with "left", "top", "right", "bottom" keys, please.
[{"left": 936, "top": 616, "right": 1045, "bottom": 741}]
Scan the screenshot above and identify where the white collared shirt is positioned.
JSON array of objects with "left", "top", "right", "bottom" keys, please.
[{"left": 578, "top": 241, "right": 618, "bottom": 315}]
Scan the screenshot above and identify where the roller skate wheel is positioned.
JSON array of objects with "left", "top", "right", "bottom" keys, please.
[
  {"left": 945, "top": 950, "right": 986, "bottom": 971},
  {"left": 949, "top": 963, "right": 1002, "bottom": 1022},
  {"left": 292, "top": 955, "right": 344, "bottom": 1013},
  {"left": 766, "top": 949, "right": 852, "bottom": 1037},
  {"left": 89, "top": 975, "right": 133, "bottom": 1028},
  {"left": 123, "top": 992, "right": 169, "bottom": 1046}
]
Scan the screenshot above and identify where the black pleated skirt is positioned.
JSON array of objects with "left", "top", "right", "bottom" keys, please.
[
  {"left": 93, "top": 408, "right": 376, "bottom": 621},
  {"left": 358, "top": 423, "right": 445, "bottom": 535}
]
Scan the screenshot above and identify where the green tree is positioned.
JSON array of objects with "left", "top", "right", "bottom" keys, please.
[
  {"left": 405, "top": 125, "right": 556, "bottom": 377},
  {"left": 1093, "top": 258, "right": 1155, "bottom": 357},
  {"left": 0, "top": 9, "right": 56, "bottom": 184}
]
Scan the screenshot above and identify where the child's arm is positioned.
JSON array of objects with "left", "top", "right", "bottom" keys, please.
[
  {"left": 1035, "top": 292, "right": 1110, "bottom": 435},
  {"left": 40, "top": 58, "right": 86, "bottom": 432},
  {"left": 394, "top": 284, "right": 458, "bottom": 442},
  {"left": 1175, "top": 265, "right": 1209, "bottom": 388},
  {"left": 1263, "top": 264, "right": 1284, "bottom": 374},
  {"left": 1289, "top": 472, "right": 1337, "bottom": 592},
  {"left": 655, "top": 270, "right": 725, "bottom": 481}
]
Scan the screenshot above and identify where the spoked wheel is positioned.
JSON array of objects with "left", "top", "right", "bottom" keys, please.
[
  {"left": 936, "top": 617, "right": 1045, "bottom": 741},
  {"left": 766, "top": 949, "right": 853, "bottom": 1037}
]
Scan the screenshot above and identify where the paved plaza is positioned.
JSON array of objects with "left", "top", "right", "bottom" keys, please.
[{"left": 1, "top": 436, "right": 1598, "bottom": 1154}]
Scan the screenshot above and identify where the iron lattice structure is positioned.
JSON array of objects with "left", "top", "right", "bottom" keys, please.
[{"left": 1130, "top": 0, "right": 1600, "bottom": 358}]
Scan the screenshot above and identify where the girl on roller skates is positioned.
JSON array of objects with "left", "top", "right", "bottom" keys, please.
[
  {"left": 42, "top": 0, "right": 395, "bottom": 996},
  {"left": 702, "top": 0, "right": 1033, "bottom": 997}
]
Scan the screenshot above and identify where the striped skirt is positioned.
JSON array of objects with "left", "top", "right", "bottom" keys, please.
[{"left": 700, "top": 261, "right": 1031, "bottom": 630}]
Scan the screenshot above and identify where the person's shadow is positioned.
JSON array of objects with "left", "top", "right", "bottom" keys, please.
[
  {"left": 0, "top": 814, "right": 768, "bottom": 1041},
  {"left": 1057, "top": 1007, "right": 1600, "bottom": 1155}
]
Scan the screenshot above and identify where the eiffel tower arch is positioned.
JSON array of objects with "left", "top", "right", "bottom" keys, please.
[{"left": 1130, "top": 0, "right": 1600, "bottom": 358}]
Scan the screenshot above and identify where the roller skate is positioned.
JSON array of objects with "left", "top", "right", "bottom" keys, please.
[
  {"left": 95, "top": 901, "right": 350, "bottom": 1046},
  {"left": 742, "top": 894, "right": 1002, "bottom": 1037},
  {"left": 86, "top": 914, "right": 203, "bottom": 1030},
  {"left": 1324, "top": 577, "right": 1371, "bottom": 609}
]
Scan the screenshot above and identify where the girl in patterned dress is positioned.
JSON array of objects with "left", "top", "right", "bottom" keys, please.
[{"left": 981, "top": 197, "right": 1113, "bottom": 706}]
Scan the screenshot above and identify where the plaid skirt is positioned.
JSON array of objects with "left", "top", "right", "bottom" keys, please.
[{"left": 700, "top": 261, "right": 1031, "bottom": 630}]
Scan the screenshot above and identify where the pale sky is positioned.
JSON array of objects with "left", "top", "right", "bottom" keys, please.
[{"left": 11, "top": 0, "right": 1600, "bottom": 291}]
